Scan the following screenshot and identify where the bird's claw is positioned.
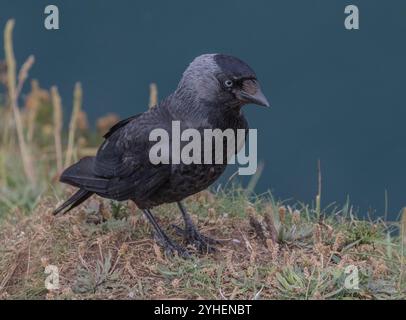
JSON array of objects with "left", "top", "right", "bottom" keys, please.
[
  {"left": 171, "top": 224, "right": 219, "bottom": 253},
  {"left": 154, "top": 231, "right": 191, "bottom": 259}
]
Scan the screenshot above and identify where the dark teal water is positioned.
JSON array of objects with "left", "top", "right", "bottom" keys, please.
[{"left": 1, "top": 0, "right": 406, "bottom": 218}]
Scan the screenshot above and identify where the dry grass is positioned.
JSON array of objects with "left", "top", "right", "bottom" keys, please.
[
  {"left": 64, "top": 82, "right": 82, "bottom": 168},
  {"left": 3, "top": 19, "right": 36, "bottom": 184},
  {"left": 0, "top": 187, "right": 405, "bottom": 300},
  {"left": 149, "top": 83, "right": 158, "bottom": 109}
]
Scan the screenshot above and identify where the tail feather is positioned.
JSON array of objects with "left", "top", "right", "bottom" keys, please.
[
  {"left": 60, "top": 156, "right": 109, "bottom": 192},
  {"left": 53, "top": 189, "right": 93, "bottom": 215},
  {"left": 55, "top": 156, "right": 108, "bottom": 215}
]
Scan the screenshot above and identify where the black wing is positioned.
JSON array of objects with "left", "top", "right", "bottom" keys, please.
[{"left": 90, "top": 106, "right": 173, "bottom": 201}]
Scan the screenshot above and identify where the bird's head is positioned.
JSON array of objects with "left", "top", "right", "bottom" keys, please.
[{"left": 176, "top": 54, "right": 270, "bottom": 110}]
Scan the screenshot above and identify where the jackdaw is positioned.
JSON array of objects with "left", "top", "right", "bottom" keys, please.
[{"left": 54, "top": 53, "right": 270, "bottom": 257}]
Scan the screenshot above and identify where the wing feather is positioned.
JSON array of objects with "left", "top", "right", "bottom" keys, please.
[{"left": 90, "top": 105, "right": 173, "bottom": 200}]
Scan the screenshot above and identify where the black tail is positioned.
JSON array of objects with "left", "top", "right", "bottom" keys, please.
[
  {"left": 54, "top": 156, "right": 107, "bottom": 215},
  {"left": 53, "top": 188, "right": 93, "bottom": 215},
  {"left": 59, "top": 156, "right": 109, "bottom": 193}
]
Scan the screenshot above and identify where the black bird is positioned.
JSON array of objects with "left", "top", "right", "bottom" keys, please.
[{"left": 54, "top": 54, "right": 269, "bottom": 257}]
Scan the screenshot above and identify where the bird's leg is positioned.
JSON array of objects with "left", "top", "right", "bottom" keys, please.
[
  {"left": 172, "top": 201, "right": 219, "bottom": 253},
  {"left": 142, "top": 208, "right": 190, "bottom": 258}
]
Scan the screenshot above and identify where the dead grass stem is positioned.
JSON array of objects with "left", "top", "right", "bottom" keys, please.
[
  {"left": 4, "top": 19, "right": 36, "bottom": 185},
  {"left": 65, "top": 82, "right": 82, "bottom": 167}
]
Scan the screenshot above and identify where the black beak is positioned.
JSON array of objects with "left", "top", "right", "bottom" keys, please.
[{"left": 238, "top": 80, "right": 270, "bottom": 107}]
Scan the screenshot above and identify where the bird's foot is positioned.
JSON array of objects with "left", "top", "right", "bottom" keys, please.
[
  {"left": 171, "top": 224, "right": 219, "bottom": 254},
  {"left": 154, "top": 231, "right": 191, "bottom": 258}
]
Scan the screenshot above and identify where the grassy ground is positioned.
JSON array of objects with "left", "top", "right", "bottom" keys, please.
[
  {"left": 1, "top": 19, "right": 406, "bottom": 300},
  {"left": 0, "top": 185, "right": 405, "bottom": 300}
]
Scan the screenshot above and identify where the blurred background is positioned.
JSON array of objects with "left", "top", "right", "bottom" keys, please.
[{"left": 1, "top": 0, "right": 405, "bottom": 218}]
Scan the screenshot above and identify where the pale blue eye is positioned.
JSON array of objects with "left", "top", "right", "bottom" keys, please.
[{"left": 224, "top": 80, "right": 233, "bottom": 88}]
